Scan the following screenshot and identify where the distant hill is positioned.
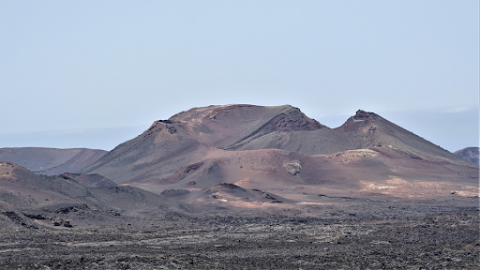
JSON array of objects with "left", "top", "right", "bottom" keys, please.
[
  {"left": 0, "top": 161, "right": 171, "bottom": 227},
  {"left": 0, "top": 105, "right": 478, "bottom": 225},
  {"left": 0, "top": 147, "right": 107, "bottom": 175},
  {"left": 454, "top": 147, "right": 480, "bottom": 165},
  {"left": 82, "top": 104, "right": 478, "bottom": 201}
]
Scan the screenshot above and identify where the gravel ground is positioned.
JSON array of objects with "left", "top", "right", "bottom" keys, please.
[{"left": 1, "top": 199, "right": 478, "bottom": 270}]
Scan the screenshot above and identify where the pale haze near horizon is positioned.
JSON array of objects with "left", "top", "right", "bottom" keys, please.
[{"left": 1, "top": 1, "right": 478, "bottom": 152}]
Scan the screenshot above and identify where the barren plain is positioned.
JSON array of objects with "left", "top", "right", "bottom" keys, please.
[{"left": 1, "top": 196, "right": 478, "bottom": 269}]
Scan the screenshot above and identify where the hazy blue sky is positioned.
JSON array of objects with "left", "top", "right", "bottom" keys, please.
[{"left": 1, "top": 1, "right": 478, "bottom": 151}]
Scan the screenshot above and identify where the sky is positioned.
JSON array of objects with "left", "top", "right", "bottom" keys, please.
[{"left": 1, "top": 1, "right": 478, "bottom": 152}]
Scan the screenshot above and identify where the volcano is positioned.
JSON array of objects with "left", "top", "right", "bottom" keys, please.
[{"left": 80, "top": 104, "right": 477, "bottom": 201}]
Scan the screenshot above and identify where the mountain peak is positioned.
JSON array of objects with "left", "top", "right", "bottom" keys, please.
[
  {"left": 168, "top": 104, "right": 300, "bottom": 123},
  {"left": 353, "top": 110, "right": 379, "bottom": 121},
  {"left": 335, "top": 109, "right": 381, "bottom": 132},
  {"left": 161, "top": 104, "right": 325, "bottom": 148}
]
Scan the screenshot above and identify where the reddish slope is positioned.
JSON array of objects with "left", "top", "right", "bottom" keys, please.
[
  {"left": 126, "top": 147, "right": 477, "bottom": 195},
  {"left": 83, "top": 105, "right": 478, "bottom": 201},
  {"left": 169, "top": 104, "right": 325, "bottom": 149},
  {"left": 335, "top": 110, "right": 473, "bottom": 166},
  {"left": 83, "top": 104, "right": 325, "bottom": 184}
]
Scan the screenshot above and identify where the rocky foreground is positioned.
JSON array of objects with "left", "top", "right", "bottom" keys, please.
[{"left": 1, "top": 197, "right": 478, "bottom": 270}]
